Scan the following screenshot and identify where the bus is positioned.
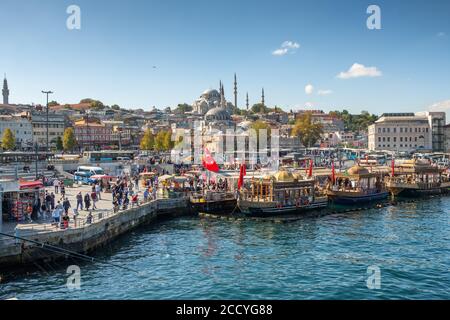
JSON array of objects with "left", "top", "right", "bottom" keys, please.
[
  {"left": 74, "top": 166, "right": 105, "bottom": 185},
  {"left": 82, "top": 151, "right": 135, "bottom": 163}
]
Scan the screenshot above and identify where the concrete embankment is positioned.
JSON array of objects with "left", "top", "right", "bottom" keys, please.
[{"left": 0, "top": 197, "right": 190, "bottom": 272}]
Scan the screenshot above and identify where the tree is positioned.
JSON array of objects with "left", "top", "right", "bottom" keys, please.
[
  {"left": 90, "top": 100, "right": 104, "bottom": 110},
  {"left": 292, "top": 112, "right": 323, "bottom": 148},
  {"left": 111, "top": 104, "right": 120, "bottom": 110},
  {"left": 63, "top": 128, "right": 77, "bottom": 151},
  {"left": 48, "top": 100, "right": 59, "bottom": 107},
  {"left": 251, "top": 103, "right": 269, "bottom": 114},
  {"left": 154, "top": 131, "right": 166, "bottom": 151},
  {"left": 140, "top": 129, "right": 154, "bottom": 151},
  {"left": 163, "top": 131, "right": 174, "bottom": 150},
  {"left": 56, "top": 136, "right": 63, "bottom": 151},
  {"left": 1, "top": 128, "right": 16, "bottom": 150},
  {"left": 173, "top": 103, "right": 192, "bottom": 114}
]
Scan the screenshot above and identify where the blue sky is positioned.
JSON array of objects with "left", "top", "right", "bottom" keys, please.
[{"left": 0, "top": 0, "right": 449, "bottom": 115}]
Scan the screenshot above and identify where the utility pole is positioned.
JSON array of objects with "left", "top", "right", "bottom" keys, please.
[
  {"left": 35, "top": 142, "right": 39, "bottom": 180},
  {"left": 42, "top": 90, "right": 54, "bottom": 153}
]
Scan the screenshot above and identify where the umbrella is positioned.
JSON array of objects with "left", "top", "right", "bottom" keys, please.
[{"left": 158, "top": 174, "right": 174, "bottom": 182}]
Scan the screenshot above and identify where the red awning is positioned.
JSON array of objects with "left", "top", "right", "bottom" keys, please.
[{"left": 19, "top": 180, "right": 44, "bottom": 190}]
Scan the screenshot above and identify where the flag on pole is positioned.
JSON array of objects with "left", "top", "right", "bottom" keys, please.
[
  {"left": 331, "top": 161, "right": 335, "bottom": 184},
  {"left": 202, "top": 148, "right": 219, "bottom": 172},
  {"left": 308, "top": 159, "right": 313, "bottom": 178},
  {"left": 238, "top": 163, "right": 246, "bottom": 190}
]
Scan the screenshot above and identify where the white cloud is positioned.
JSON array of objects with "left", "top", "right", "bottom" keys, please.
[
  {"left": 317, "top": 89, "right": 333, "bottom": 95},
  {"left": 437, "top": 32, "right": 446, "bottom": 37},
  {"left": 305, "top": 84, "right": 314, "bottom": 95},
  {"left": 337, "top": 63, "right": 382, "bottom": 79},
  {"left": 272, "top": 41, "right": 300, "bottom": 56},
  {"left": 428, "top": 100, "right": 450, "bottom": 112}
]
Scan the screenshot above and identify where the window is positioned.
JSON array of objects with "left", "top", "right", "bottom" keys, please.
[
  {"left": 394, "top": 137, "right": 397, "bottom": 142},
  {"left": 383, "top": 137, "right": 386, "bottom": 142},
  {"left": 378, "top": 137, "right": 381, "bottom": 142},
  {"left": 387, "top": 128, "right": 390, "bottom": 133},
  {"left": 400, "top": 128, "right": 403, "bottom": 133},
  {"left": 400, "top": 137, "right": 403, "bottom": 142}
]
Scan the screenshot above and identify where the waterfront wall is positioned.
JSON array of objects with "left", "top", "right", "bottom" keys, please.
[{"left": 0, "top": 197, "right": 190, "bottom": 271}]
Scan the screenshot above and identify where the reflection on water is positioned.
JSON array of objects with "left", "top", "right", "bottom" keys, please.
[{"left": 1, "top": 197, "right": 449, "bottom": 300}]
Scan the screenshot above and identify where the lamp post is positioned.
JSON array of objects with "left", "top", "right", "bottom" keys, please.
[
  {"left": 42, "top": 90, "right": 54, "bottom": 153},
  {"left": 35, "top": 142, "right": 39, "bottom": 180}
]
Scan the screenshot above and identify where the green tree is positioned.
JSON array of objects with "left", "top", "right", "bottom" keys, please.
[
  {"left": 173, "top": 103, "right": 193, "bottom": 114},
  {"left": 63, "top": 128, "right": 77, "bottom": 151},
  {"left": 1, "top": 128, "right": 16, "bottom": 150},
  {"left": 163, "top": 131, "right": 174, "bottom": 150},
  {"left": 48, "top": 100, "right": 59, "bottom": 107},
  {"left": 111, "top": 104, "right": 120, "bottom": 110},
  {"left": 56, "top": 136, "right": 63, "bottom": 151},
  {"left": 154, "top": 131, "right": 166, "bottom": 151},
  {"left": 140, "top": 129, "right": 154, "bottom": 150},
  {"left": 292, "top": 112, "right": 323, "bottom": 147}
]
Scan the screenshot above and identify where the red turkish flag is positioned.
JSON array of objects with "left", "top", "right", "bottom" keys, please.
[
  {"left": 202, "top": 148, "right": 219, "bottom": 172},
  {"left": 238, "top": 163, "right": 246, "bottom": 190}
]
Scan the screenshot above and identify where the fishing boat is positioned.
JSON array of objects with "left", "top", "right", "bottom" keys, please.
[
  {"left": 190, "top": 190, "right": 237, "bottom": 214},
  {"left": 326, "top": 165, "right": 388, "bottom": 204},
  {"left": 238, "top": 170, "right": 328, "bottom": 216},
  {"left": 385, "top": 159, "right": 450, "bottom": 197}
]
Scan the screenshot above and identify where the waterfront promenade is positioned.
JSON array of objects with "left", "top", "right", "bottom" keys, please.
[{"left": 0, "top": 183, "right": 189, "bottom": 272}]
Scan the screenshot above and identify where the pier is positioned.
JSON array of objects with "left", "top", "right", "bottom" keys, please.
[{"left": 0, "top": 184, "right": 190, "bottom": 272}]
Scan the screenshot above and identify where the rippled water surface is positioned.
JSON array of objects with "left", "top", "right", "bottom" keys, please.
[{"left": 1, "top": 197, "right": 449, "bottom": 300}]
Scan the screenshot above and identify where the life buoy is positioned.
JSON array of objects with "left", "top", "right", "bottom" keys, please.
[
  {"left": 296, "top": 199, "right": 301, "bottom": 207},
  {"left": 277, "top": 203, "right": 282, "bottom": 209}
]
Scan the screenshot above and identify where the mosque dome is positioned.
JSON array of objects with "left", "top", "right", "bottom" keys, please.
[
  {"left": 205, "top": 107, "right": 231, "bottom": 122},
  {"left": 273, "top": 170, "right": 295, "bottom": 182},
  {"left": 237, "top": 120, "right": 253, "bottom": 130},
  {"left": 201, "top": 89, "right": 220, "bottom": 99},
  {"left": 348, "top": 165, "right": 369, "bottom": 175}
]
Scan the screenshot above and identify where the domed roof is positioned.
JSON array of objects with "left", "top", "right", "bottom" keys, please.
[
  {"left": 201, "top": 89, "right": 220, "bottom": 98},
  {"left": 205, "top": 107, "right": 231, "bottom": 121},
  {"left": 274, "top": 170, "right": 295, "bottom": 182},
  {"left": 237, "top": 120, "right": 252, "bottom": 130},
  {"left": 348, "top": 165, "right": 369, "bottom": 175}
]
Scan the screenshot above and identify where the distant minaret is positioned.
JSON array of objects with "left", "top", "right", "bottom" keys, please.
[
  {"left": 261, "top": 88, "right": 265, "bottom": 108},
  {"left": 2, "top": 74, "right": 9, "bottom": 105},
  {"left": 246, "top": 92, "right": 249, "bottom": 110},
  {"left": 233, "top": 73, "right": 238, "bottom": 109}
]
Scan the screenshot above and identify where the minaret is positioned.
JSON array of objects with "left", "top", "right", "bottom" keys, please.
[
  {"left": 2, "top": 74, "right": 9, "bottom": 105},
  {"left": 233, "top": 73, "right": 238, "bottom": 109},
  {"left": 261, "top": 88, "right": 265, "bottom": 108},
  {"left": 246, "top": 92, "right": 249, "bottom": 110}
]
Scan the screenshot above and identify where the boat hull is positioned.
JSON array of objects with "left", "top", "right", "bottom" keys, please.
[
  {"left": 238, "top": 198, "right": 328, "bottom": 217},
  {"left": 386, "top": 182, "right": 446, "bottom": 197},
  {"left": 190, "top": 199, "right": 237, "bottom": 214},
  {"left": 327, "top": 190, "right": 389, "bottom": 205}
]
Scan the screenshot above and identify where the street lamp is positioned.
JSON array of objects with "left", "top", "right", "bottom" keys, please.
[{"left": 42, "top": 90, "right": 54, "bottom": 153}]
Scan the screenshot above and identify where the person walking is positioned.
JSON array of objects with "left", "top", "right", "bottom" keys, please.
[
  {"left": 62, "top": 197, "right": 71, "bottom": 215},
  {"left": 84, "top": 193, "right": 91, "bottom": 211},
  {"left": 53, "top": 179, "right": 60, "bottom": 194},
  {"left": 76, "top": 192, "right": 83, "bottom": 210},
  {"left": 60, "top": 182, "right": 66, "bottom": 198},
  {"left": 95, "top": 183, "right": 101, "bottom": 200},
  {"left": 50, "top": 192, "right": 55, "bottom": 210},
  {"left": 91, "top": 190, "right": 98, "bottom": 210}
]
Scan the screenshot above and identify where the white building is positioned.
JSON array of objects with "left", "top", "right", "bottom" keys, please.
[
  {"left": 31, "top": 112, "right": 66, "bottom": 147},
  {"left": 368, "top": 112, "right": 446, "bottom": 152},
  {"left": 0, "top": 114, "right": 33, "bottom": 149}
]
